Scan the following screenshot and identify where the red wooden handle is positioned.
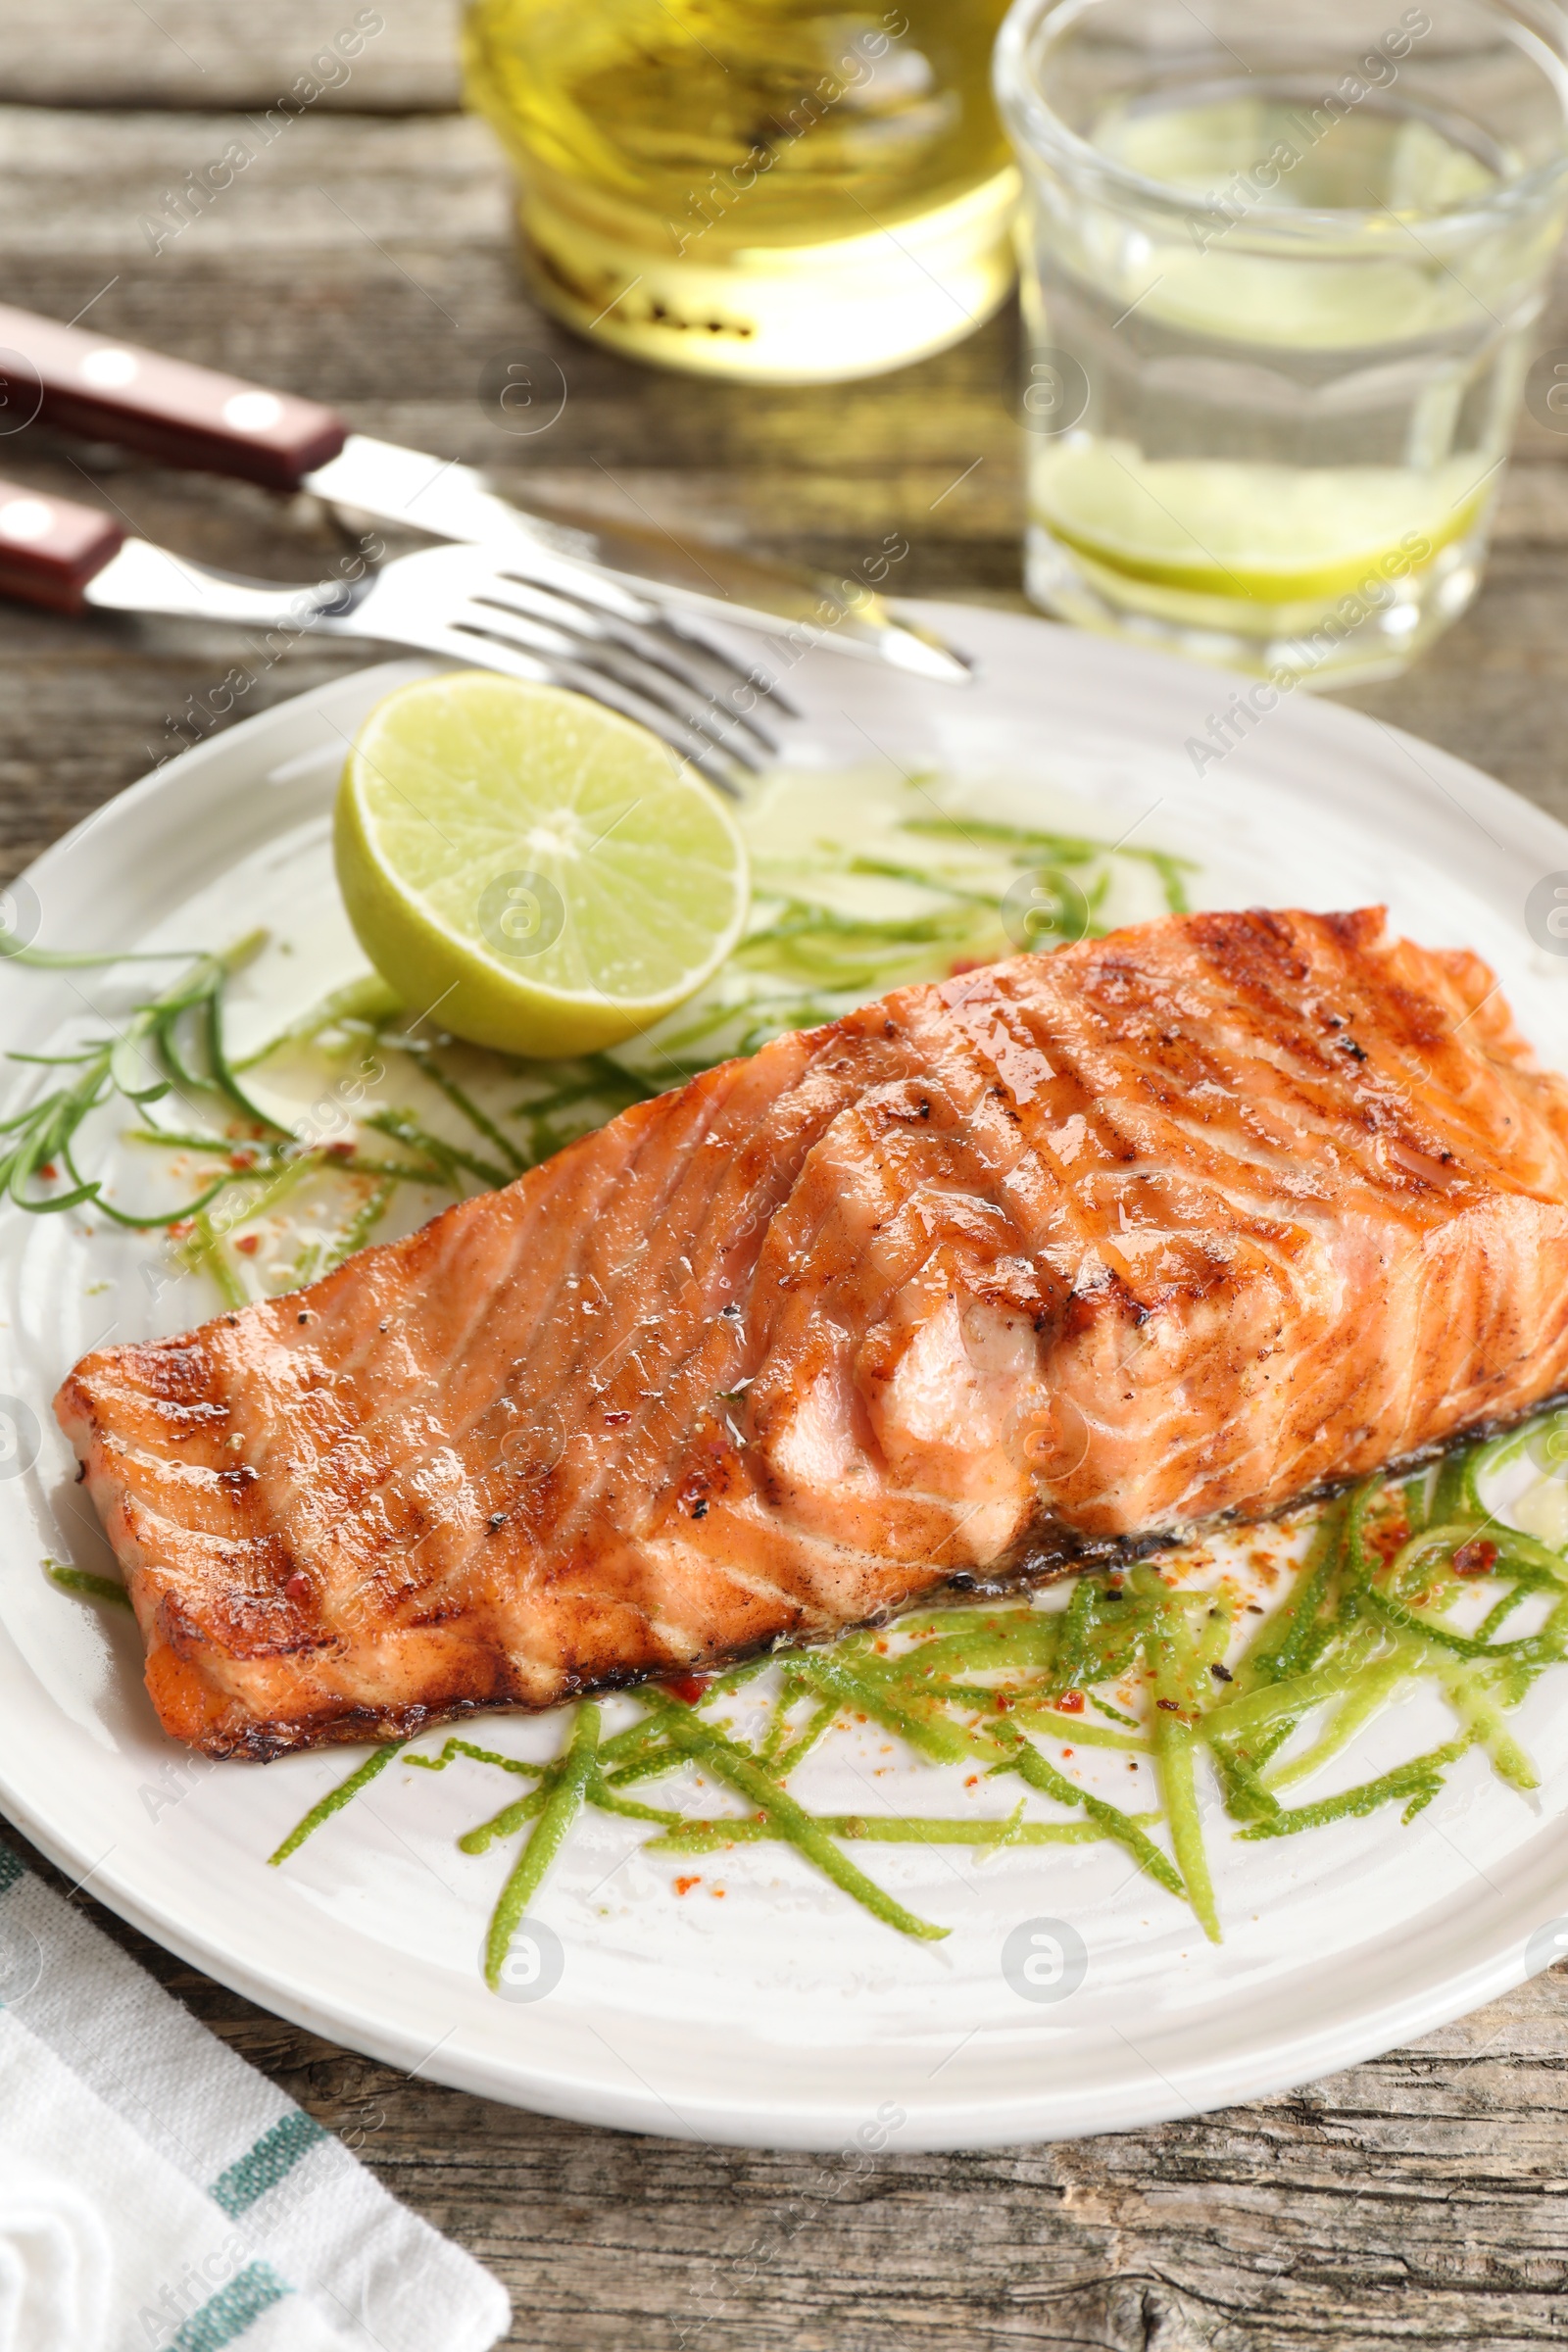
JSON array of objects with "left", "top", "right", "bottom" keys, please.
[
  {"left": 0, "top": 304, "right": 347, "bottom": 495},
  {"left": 0, "top": 480, "right": 124, "bottom": 615}
]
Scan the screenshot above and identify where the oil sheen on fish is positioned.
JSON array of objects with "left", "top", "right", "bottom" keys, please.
[{"left": 54, "top": 906, "right": 1568, "bottom": 1757}]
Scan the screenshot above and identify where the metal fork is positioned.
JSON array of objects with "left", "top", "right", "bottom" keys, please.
[{"left": 0, "top": 482, "right": 785, "bottom": 792}]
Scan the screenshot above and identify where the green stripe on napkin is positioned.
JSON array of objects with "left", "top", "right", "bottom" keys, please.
[
  {"left": 210, "top": 2110, "right": 327, "bottom": 2218},
  {"left": 171, "top": 2260, "right": 289, "bottom": 2352}
]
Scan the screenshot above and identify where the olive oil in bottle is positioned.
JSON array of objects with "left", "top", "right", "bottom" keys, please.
[{"left": 464, "top": 0, "right": 1018, "bottom": 381}]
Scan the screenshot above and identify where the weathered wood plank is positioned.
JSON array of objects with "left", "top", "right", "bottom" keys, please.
[
  {"left": 1341, "top": 543, "right": 1568, "bottom": 832},
  {"left": 0, "top": 1, "right": 462, "bottom": 114},
  {"left": 0, "top": 105, "right": 505, "bottom": 261}
]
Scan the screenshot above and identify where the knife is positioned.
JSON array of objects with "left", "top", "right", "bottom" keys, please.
[{"left": 0, "top": 303, "right": 973, "bottom": 684}]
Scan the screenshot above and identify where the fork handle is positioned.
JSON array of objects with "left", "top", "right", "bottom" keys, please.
[
  {"left": 0, "top": 479, "right": 124, "bottom": 615},
  {"left": 0, "top": 303, "right": 346, "bottom": 494}
]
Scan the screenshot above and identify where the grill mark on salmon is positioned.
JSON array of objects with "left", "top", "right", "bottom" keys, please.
[{"left": 53, "top": 906, "right": 1568, "bottom": 1756}]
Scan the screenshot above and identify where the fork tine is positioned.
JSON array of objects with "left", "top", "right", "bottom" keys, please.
[
  {"left": 450, "top": 630, "right": 751, "bottom": 792},
  {"left": 487, "top": 560, "right": 786, "bottom": 708},
  {"left": 565, "top": 645, "right": 772, "bottom": 762},
  {"left": 545, "top": 655, "right": 758, "bottom": 792},
  {"left": 398, "top": 619, "right": 748, "bottom": 794},
  {"left": 451, "top": 603, "right": 771, "bottom": 763},
  {"left": 654, "top": 614, "right": 801, "bottom": 719},
  {"left": 465, "top": 578, "right": 785, "bottom": 753},
  {"left": 464, "top": 588, "right": 780, "bottom": 758},
  {"left": 579, "top": 612, "right": 785, "bottom": 751}
]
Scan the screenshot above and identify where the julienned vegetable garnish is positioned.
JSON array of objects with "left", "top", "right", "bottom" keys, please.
[
  {"left": 264, "top": 1410, "right": 1568, "bottom": 1981},
  {"left": 0, "top": 933, "right": 285, "bottom": 1226},
  {"left": 29, "top": 766, "right": 1568, "bottom": 1988}
]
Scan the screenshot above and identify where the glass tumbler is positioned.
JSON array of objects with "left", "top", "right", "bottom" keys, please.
[
  {"left": 465, "top": 0, "right": 1020, "bottom": 384},
  {"left": 994, "top": 0, "right": 1568, "bottom": 684}
]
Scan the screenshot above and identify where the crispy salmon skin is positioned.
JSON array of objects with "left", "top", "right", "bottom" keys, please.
[{"left": 55, "top": 906, "right": 1568, "bottom": 1757}]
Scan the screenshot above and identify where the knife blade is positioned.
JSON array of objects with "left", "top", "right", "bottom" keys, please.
[{"left": 0, "top": 303, "right": 973, "bottom": 684}]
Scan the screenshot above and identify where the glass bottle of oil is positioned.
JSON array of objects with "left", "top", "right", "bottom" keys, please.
[{"left": 463, "top": 0, "right": 1018, "bottom": 382}]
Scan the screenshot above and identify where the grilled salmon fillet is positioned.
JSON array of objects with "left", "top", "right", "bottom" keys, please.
[{"left": 55, "top": 906, "right": 1568, "bottom": 1757}]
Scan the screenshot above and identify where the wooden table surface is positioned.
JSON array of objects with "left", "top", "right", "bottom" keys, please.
[{"left": 7, "top": 10, "right": 1568, "bottom": 2347}]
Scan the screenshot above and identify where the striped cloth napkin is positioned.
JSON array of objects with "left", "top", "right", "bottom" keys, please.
[{"left": 0, "top": 1837, "right": 510, "bottom": 2352}]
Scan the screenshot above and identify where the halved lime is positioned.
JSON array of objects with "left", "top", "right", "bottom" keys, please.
[
  {"left": 334, "top": 671, "right": 749, "bottom": 1057},
  {"left": 1032, "top": 441, "right": 1489, "bottom": 606}
]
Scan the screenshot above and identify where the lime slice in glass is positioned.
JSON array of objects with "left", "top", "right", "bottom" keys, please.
[{"left": 1033, "top": 441, "right": 1489, "bottom": 606}]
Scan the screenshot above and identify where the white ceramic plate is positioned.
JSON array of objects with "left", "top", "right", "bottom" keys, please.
[{"left": 5, "top": 608, "right": 1568, "bottom": 2153}]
